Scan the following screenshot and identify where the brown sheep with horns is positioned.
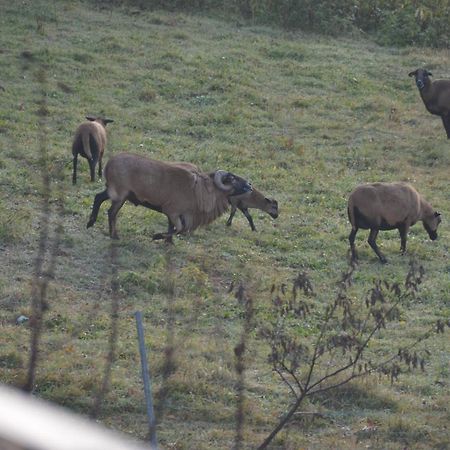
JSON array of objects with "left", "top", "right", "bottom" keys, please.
[
  {"left": 348, "top": 182, "right": 441, "bottom": 263},
  {"left": 86, "top": 152, "right": 252, "bottom": 242},
  {"left": 72, "top": 115, "right": 113, "bottom": 184},
  {"left": 408, "top": 68, "right": 450, "bottom": 138}
]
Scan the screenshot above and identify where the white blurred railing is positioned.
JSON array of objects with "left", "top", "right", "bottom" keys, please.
[{"left": 0, "top": 384, "right": 155, "bottom": 450}]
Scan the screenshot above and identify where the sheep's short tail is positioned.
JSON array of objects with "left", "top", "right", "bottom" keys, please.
[{"left": 87, "top": 189, "right": 109, "bottom": 228}]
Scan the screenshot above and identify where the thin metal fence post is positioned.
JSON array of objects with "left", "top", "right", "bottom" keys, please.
[{"left": 135, "top": 311, "right": 158, "bottom": 449}]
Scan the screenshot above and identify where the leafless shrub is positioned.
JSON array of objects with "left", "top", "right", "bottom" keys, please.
[{"left": 257, "top": 260, "right": 447, "bottom": 449}]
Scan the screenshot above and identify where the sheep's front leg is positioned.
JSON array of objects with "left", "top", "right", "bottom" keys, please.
[
  {"left": 240, "top": 207, "right": 256, "bottom": 231},
  {"left": 226, "top": 206, "right": 237, "bottom": 227},
  {"left": 152, "top": 216, "right": 181, "bottom": 243},
  {"left": 164, "top": 219, "right": 176, "bottom": 244}
]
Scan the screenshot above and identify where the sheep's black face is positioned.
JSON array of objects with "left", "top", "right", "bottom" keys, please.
[
  {"left": 409, "top": 68, "right": 432, "bottom": 91},
  {"left": 423, "top": 211, "right": 441, "bottom": 240}
]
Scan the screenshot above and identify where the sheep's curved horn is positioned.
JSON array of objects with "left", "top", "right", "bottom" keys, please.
[{"left": 213, "top": 170, "right": 233, "bottom": 191}]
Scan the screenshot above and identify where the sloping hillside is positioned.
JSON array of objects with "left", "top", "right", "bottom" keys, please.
[{"left": 0, "top": 1, "right": 449, "bottom": 449}]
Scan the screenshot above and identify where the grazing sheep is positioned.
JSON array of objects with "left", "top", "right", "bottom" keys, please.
[
  {"left": 348, "top": 182, "right": 441, "bottom": 263},
  {"left": 86, "top": 152, "right": 252, "bottom": 242},
  {"left": 226, "top": 188, "right": 278, "bottom": 231},
  {"left": 72, "top": 115, "right": 113, "bottom": 184},
  {"left": 408, "top": 68, "right": 450, "bottom": 138}
]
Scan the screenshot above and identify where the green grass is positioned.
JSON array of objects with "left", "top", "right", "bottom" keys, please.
[{"left": 0, "top": 1, "right": 449, "bottom": 449}]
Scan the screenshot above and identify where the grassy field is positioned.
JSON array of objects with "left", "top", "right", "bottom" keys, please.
[{"left": 0, "top": 1, "right": 449, "bottom": 449}]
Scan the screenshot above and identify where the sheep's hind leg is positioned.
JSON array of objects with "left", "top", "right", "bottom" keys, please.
[
  {"left": 72, "top": 154, "right": 78, "bottom": 185},
  {"left": 87, "top": 189, "right": 109, "bottom": 228},
  {"left": 349, "top": 228, "right": 358, "bottom": 262},
  {"left": 89, "top": 158, "right": 97, "bottom": 182},
  {"left": 98, "top": 157, "right": 103, "bottom": 179},
  {"left": 398, "top": 225, "right": 408, "bottom": 254},
  {"left": 226, "top": 206, "right": 237, "bottom": 227},
  {"left": 368, "top": 228, "right": 387, "bottom": 263}
]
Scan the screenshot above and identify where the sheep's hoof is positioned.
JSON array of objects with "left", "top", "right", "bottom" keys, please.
[
  {"left": 380, "top": 257, "right": 388, "bottom": 264},
  {"left": 152, "top": 233, "right": 175, "bottom": 244}
]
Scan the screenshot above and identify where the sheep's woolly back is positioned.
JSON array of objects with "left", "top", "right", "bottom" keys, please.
[
  {"left": 72, "top": 121, "right": 106, "bottom": 159},
  {"left": 348, "top": 182, "right": 424, "bottom": 229}
]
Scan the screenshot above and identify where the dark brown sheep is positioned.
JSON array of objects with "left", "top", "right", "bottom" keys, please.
[
  {"left": 226, "top": 188, "right": 278, "bottom": 231},
  {"left": 348, "top": 182, "right": 441, "bottom": 263},
  {"left": 72, "top": 115, "right": 113, "bottom": 184},
  {"left": 86, "top": 152, "right": 252, "bottom": 242},
  {"left": 408, "top": 68, "right": 450, "bottom": 138}
]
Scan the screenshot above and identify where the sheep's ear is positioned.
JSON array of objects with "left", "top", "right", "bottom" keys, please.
[
  {"left": 434, "top": 211, "right": 441, "bottom": 217},
  {"left": 426, "top": 70, "right": 433, "bottom": 76},
  {"left": 104, "top": 118, "right": 114, "bottom": 124},
  {"left": 85, "top": 115, "right": 97, "bottom": 122},
  {"left": 408, "top": 70, "right": 416, "bottom": 77}
]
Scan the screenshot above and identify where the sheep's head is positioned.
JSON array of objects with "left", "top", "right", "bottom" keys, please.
[
  {"left": 408, "top": 68, "right": 433, "bottom": 90},
  {"left": 213, "top": 170, "right": 252, "bottom": 196},
  {"left": 423, "top": 211, "right": 441, "bottom": 240},
  {"left": 264, "top": 198, "right": 279, "bottom": 218}
]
